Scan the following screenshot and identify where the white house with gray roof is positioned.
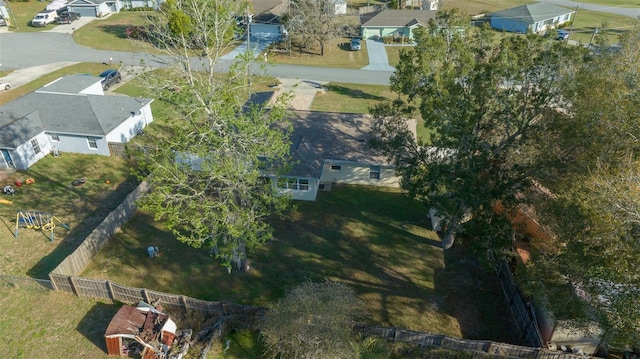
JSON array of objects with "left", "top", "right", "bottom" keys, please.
[
  {"left": 489, "top": 3, "right": 575, "bottom": 34},
  {"left": 0, "top": 74, "right": 153, "bottom": 170},
  {"left": 272, "top": 111, "right": 416, "bottom": 201}
]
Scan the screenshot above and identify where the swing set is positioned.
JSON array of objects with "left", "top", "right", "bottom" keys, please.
[{"left": 15, "top": 210, "right": 70, "bottom": 242}]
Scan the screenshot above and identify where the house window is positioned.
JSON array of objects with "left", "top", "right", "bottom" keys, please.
[
  {"left": 276, "top": 177, "right": 310, "bottom": 191},
  {"left": 330, "top": 165, "right": 341, "bottom": 170},
  {"left": 49, "top": 133, "right": 60, "bottom": 142},
  {"left": 369, "top": 165, "right": 381, "bottom": 180},
  {"left": 31, "top": 139, "right": 41, "bottom": 155},
  {"left": 87, "top": 137, "right": 98, "bottom": 150}
]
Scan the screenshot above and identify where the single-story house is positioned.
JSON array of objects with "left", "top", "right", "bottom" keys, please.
[
  {"left": 0, "top": 74, "right": 153, "bottom": 170},
  {"left": 489, "top": 3, "right": 575, "bottom": 34},
  {"left": 271, "top": 111, "right": 417, "bottom": 201},
  {"left": 360, "top": 9, "right": 437, "bottom": 40},
  {"left": 67, "top": 0, "right": 121, "bottom": 17},
  {"left": 104, "top": 301, "right": 178, "bottom": 358}
]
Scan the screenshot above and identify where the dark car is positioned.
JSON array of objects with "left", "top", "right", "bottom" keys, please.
[
  {"left": 99, "top": 69, "right": 121, "bottom": 90},
  {"left": 56, "top": 11, "right": 81, "bottom": 24}
]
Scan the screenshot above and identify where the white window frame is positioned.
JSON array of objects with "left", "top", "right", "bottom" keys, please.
[
  {"left": 49, "top": 133, "right": 60, "bottom": 142},
  {"left": 87, "top": 137, "right": 98, "bottom": 150},
  {"left": 277, "top": 177, "right": 310, "bottom": 191},
  {"left": 31, "top": 139, "right": 41, "bottom": 155}
]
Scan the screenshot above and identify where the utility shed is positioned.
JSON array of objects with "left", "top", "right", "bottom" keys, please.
[{"left": 104, "top": 301, "right": 177, "bottom": 358}]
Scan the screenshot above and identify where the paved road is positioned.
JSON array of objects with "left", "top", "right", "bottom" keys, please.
[
  {"left": 0, "top": 32, "right": 394, "bottom": 86},
  {"left": 536, "top": 0, "right": 640, "bottom": 18}
]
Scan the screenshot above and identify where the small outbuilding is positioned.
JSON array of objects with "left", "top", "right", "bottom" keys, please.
[{"left": 104, "top": 301, "right": 178, "bottom": 358}]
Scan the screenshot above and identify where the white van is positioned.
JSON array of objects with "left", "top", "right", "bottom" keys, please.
[{"left": 31, "top": 10, "right": 57, "bottom": 27}]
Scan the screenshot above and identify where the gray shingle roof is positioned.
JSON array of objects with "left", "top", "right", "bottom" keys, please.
[
  {"left": 361, "top": 9, "right": 437, "bottom": 28},
  {"left": 490, "top": 3, "right": 574, "bottom": 24},
  {"left": 37, "top": 74, "right": 103, "bottom": 94},
  {"left": 282, "top": 111, "right": 416, "bottom": 178},
  {"left": 0, "top": 76, "right": 152, "bottom": 149}
]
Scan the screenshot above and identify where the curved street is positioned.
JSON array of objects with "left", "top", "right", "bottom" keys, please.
[{"left": 0, "top": 32, "right": 394, "bottom": 86}]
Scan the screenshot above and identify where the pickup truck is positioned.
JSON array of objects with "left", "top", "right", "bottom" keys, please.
[
  {"left": 31, "top": 10, "right": 57, "bottom": 27},
  {"left": 56, "top": 11, "right": 81, "bottom": 24}
]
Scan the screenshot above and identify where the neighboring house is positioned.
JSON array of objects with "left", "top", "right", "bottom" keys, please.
[
  {"left": 251, "top": 0, "right": 286, "bottom": 23},
  {"left": 360, "top": 9, "right": 437, "bottom": 40},
  {"left": 67, "top": 0, "right": 122, "bottom": 17},
  {"left": 120, "top": 0, "right": 157, "bottom": 10},
  {"left": 489, "top": 3, "right": 575, "bottom": 34},
  {"left": 0, "top": 74, "right": 153, "bottom": 170},
  {"left": 271, "top": 111, "right": 416, "bottom": 201}
]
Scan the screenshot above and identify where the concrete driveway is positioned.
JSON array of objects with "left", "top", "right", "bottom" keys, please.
[
  {"left": 362, "top": 39, "right": 395, "bottom": 72},
  {"left": 43, "top": 16, "right": 96, "bottom": 34}
]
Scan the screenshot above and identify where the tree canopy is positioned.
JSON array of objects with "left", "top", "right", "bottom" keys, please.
[
  {"left": 284, "top": 0, "right": 346, "bottom": 56},
  {"left": 134, "top": 0, "right": 293, "bottom": 272}
]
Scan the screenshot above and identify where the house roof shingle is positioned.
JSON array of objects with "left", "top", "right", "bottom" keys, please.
[
  {"left": 283, "top": 111, "right": 416, "bottom": 178},
  {"left": 0, "top": 76, "right": 153, "bottom": 149},
  {"left": 361, "top": 9, "right": 437, "bottom": 28},
  {"left": 490, "top": 3, "right": 575, "bottom": 24}
]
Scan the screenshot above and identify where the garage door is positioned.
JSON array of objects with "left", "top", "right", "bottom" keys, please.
[{"left": 70, "top": 6, "right": 97, "bottom": 17}]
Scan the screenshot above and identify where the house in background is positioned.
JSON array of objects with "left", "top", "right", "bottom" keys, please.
[
  {"left": 0, "top": 74, "right": 153, "bottom": 170},
  {"left": 67, "top": 0, "right": 122, "bottom": 17},
  {"left": 271, "top": 111, "right": 416, "bottom": 201},
  {"left": 360, "top": 9, "right": 437, "bottom": 40},
  {"left": 333, "top": 0, "right": 346, "bottom": 15},
  {"left": 489, "top": 3, "right": 575, "bottom": 34}
]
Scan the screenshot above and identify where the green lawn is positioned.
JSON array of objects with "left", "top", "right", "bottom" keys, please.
[
  {"left": 568, "top": 10, "right": 640, "bottom": 45},
  {"left": 83, "top": 185, "right": 521, "bottom": 343},
  {"left": 269, "top": 37, "right": 370, "bottom": 69},
  {"left": 3, "top": 1, "right": 52, "bottom": 32},
  {"left": 72, "top": 11, "right": 153, "bottom": 52},
  {"left": 577, "top": 0, "right": 640, "bottom": 6},
  {"left": 311, "top": 82, "right": 394, "bottom": 113},
  {"left": 443, "top": 0, "right": 534, "bottom": 14},
  {"left": 0, "top": 286, "right": 115, "bottom": 358}
]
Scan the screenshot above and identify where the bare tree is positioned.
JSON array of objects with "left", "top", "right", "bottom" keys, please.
[{"left": 286, "top": 0, "right": 345, "bottom": 56}]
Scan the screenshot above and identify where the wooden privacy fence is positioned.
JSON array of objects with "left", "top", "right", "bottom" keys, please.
[
  {"left": 495, "top": 260, "right": 545, "bottom": 348},
  {"left": 50, "top": 181, "right": 150, "bottom": 277},
  {"left": 48, "top": 273, "right": 266, "bottom": 317},
  {"left": 357, "top": 326, "right": 595, "bottom": 359}
]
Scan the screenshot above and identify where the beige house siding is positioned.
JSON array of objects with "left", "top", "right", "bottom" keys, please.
[{"left": 320, "top": 160, "right": 400, "bottom": 188}]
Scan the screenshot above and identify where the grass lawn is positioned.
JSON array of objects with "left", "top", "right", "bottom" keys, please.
[
  {"left": 442, "top": 0, "right": 534, "bottom": 15},
  {"left": 0, "top": 153, "right": 138, "bottom": 278},
  {"left": 0, "top": 286, "right": 116, "bottom": 358},
  {"left": 568, "top": 10, "right": 640, "bottom": 45},
  {"left": 83, "top": 185, "right": 521, "bottom": 343},
  {"left": 72, "top": 11, "right": 153, "bottom": 52},
  {"left": 577, "top": 0, "right": 640, "bottom": 6},
  {"left": 268, "top": 37, "right": 369, "bottom": 69},
  {"left": 3, "top": 1, "right": 52, "bottom": 32},
  {"left": 311, "top": 82, "right": 394, "bottom": 113}
]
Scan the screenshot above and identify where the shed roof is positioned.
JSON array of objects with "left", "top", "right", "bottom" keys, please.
[
  {"left": 361, "top": 9, "right": 437, "bottom": 28},
  {"left": 281, "top": 111, "right": 416, "bottom": 178},
  {"left": 490, "top": 3, "right": 574, "bottom": 24}
]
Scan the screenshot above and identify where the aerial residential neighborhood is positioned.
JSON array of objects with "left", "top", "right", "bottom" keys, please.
[{"left": 0, "top": 0, "right": 639, "bottom": 358}]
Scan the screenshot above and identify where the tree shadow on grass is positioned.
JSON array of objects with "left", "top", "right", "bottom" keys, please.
[
  {"left": 97, "top": 24, "right": 131, "bottom": 39},
  {"left": 76, "top": 302, "right": 122, "bottom": 354},
  {"left": 325, "top": 84, "right": 387, "bottom": 102}
]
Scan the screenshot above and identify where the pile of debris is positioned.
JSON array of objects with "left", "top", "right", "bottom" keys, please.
[{"left": 104, "top": 301, "right": 192, "bottom": 358}]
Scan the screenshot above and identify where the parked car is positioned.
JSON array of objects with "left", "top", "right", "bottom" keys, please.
[
  {"left": 350, "top": 38, "right": 361, "bottom": 51},
  {"left": 99, "top": 69, "right": 121, "bottom": 90},
  {"left": 0, "top": 16, "right": 7, "bottom": 27},
  {"left": 31, "top": 10, "right": 57, "bottom": 27},
  {"left": 56, "top": 11, "right": 80, "bottom": 24},
  {"left": 0, "top": 82, "right": 11, "bottom": 91},
  {"left": 556, "top": 29, "right": 569, "bottom": 41}
]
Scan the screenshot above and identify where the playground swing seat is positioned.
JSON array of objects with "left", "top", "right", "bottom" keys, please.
[{"left": 3, "top": 186, "right": 16, "bottom": 195}]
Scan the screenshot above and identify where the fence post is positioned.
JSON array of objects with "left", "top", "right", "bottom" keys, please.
[
  {"left": 69, "top": 276, "right": 80, "bottom": 296},
  {"left": 143, "top": 289, "right": 151, "bottom": 303},
  {"left": 180, "top": 296, "right": 189, "bottom": 312},
  {"left": 106, "top": 280, "right": 115, "bottom": 301}
]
